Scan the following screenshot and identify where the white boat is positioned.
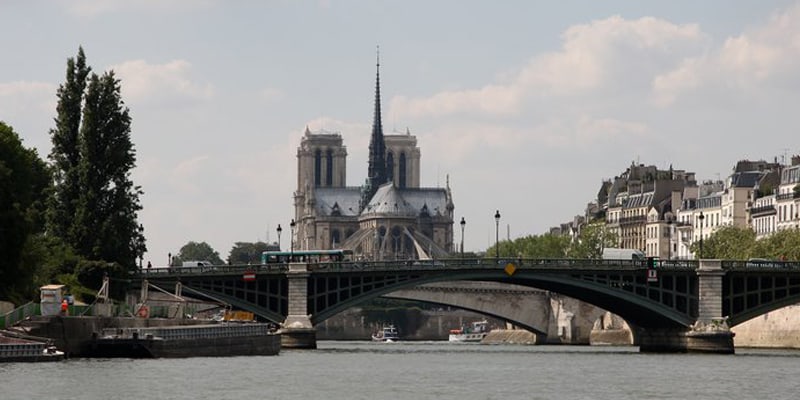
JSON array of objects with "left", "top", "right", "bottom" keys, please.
[
  {"left": 448, "top": 320, "right": 490, "bottom": 342},
  {"left": 372, "top": 325, "right": 400, "bottom": 342}
]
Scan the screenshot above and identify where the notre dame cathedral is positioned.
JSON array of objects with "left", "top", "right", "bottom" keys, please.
[{"left": 292, "top": 60, "right": 455, "bottom": 260}]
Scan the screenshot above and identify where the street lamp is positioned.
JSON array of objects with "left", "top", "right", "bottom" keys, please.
[
  {"left": 460, "top": 217, "right": 466, "bottom": 258},
  {"left": 698, "top": 211, "right": 705, "bottom": 259},
  {"left": 276, "top": 224, "right": 282, "bottom": 251},
  {"left": 290, "top": 219, "right": 296, "bottom": 256},
  {"left": 494, "top": 210, "right": 501, "bottom": 259}
]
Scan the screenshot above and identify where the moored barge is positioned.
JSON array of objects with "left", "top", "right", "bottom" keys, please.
[{"left": 85, "top": 323, "right": 280, "bottom": 358}]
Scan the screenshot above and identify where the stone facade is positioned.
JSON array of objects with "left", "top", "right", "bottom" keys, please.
[{"left": 292, "top": 64, "right": 454, "bottom": 259}]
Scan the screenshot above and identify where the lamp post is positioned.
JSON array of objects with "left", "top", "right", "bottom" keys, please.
[
  {"left": 460, "top": 217, "right": 466, "bottom": 258},
  {"left": 494, "top": 210, "right": 501, "bottom": 259},
  {"left": 698, "top": 211, "right": 705, "bottom": 259},
  {"left": 290, "top": 219, "right": 296, "bottom": 256},
  {"left": 276, "top": 224, "right": 282, "bottom": 251}
]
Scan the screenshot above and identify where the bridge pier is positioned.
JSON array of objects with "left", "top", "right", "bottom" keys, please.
[
  {"left": 686, "top": 259, "right": 734, "bottom": 353},
  {"left": 280, "top": 262, "right": 317, "bottom": 349},
  {"left": 639, "top": 260, "right": 734, "bottom": 354}
]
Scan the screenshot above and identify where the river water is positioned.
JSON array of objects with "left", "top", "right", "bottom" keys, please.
[{"left": 2, "top": 342, "right": 799, "bottom": 400}]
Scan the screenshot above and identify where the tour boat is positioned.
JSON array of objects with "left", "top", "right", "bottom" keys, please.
[
  {"left": 448, "top": 320, "right": 490, "bottom": 342},
  {"left": 371, "top": 325, "right": 400, "bottom": 342}
]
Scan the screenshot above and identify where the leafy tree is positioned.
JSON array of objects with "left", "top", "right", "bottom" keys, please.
[
  {"left": 47, "top": 47, "right": 145, "bottom": 274},
  {"left": 173, "top": 241, "right": 224, "bottom": 265},
  {"left": 227, "top": 241, "right": 274, "bottom": 264},
  {"left": 0, "top": 122, "right": 52, "bottom": 302},
  {"left": 689, "top": 225, "right": 756, "bottom": 259},
  {"left": 484, "top": 233, "right": 570, "bottom": 259},
  {"left": 47, "top": 47, "right": 90, "bottom": 243},
  {"left": 753, "top": 228, "right": 800, "bottom": 260},
  {"left": 567, "top": 221, "right": 618, "bottom": 259}
]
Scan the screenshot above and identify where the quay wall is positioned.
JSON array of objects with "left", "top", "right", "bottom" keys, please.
[{"left": 482, "top": 329, "right": 538, "bottom": 345}]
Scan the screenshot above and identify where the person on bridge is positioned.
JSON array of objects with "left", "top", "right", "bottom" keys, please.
[{"left": 60, "top": 298, "right": 68, "bottom": 316}]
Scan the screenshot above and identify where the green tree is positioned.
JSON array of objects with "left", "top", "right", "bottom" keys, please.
[
  {"left": 47, "top": 47, "right": 90, "bottom": 243},
  {"left": 689, "top": 225, "right": 755, "bottom": 259},
  {"left": 754, "top": 228, "right": 800, "bottom": 260},
  {"left": 173, "top": 241, "right": 224, "bottom": 266},
  {"left": 568, "top": 221, "right": 617, "bottom": 259},
  {"left": 0, "top": 122, "right": 52, "bottom": 302},
  {"left": 227, "top": 241, "right": 273, "bottom": 264},
  {"left": 484, "top": 233, "right": 570, "bottom": 259},
  {"left": 47, "top": 48, "right": 145, "bottom": 276}
]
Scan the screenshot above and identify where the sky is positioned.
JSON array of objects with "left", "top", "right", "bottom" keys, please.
[{"left": 2, "top": 0, "right": 800, "bottom": 266}]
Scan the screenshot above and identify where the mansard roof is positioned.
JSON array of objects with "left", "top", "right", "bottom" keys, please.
[{"left": 729, "top": 171, "right": 763, "bottom": 188}]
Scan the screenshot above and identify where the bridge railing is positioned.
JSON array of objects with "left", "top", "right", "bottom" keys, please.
[
  {"left": 308, "top": 258, "right": 700, "bottom": 272},
  {"left": 721, "top": 260, "right": 800, "bottom": 270},
  {"left": 134, "top": 263, "right": 288, "bottom": 277}
]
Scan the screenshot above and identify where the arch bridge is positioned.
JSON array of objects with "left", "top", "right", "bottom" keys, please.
[{"left": 136, "top": 258, "right": 800, "bottom": 353}]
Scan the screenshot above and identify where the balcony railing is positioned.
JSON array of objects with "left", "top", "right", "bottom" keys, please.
[
  {"left": 749, "top": 205, "right": 776, "bottom": 216},
  {"left": 619, "top": 215, "right": 647, "bottom": 226},
  {"left": 776, "top": 192, "right": 800, "bottom": 201}
]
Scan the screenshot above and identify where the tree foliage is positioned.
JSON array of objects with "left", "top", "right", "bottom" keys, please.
[
  {"left": 46, "top": 47, "right": 145, "bottom": 275},
  {"left": 173, "top": 241, "right": 224, "bottom": 266},
  {"left": 0, "top": 122, "right": 52, "bottom": 302},
  {"left": 752, "top": 228, "right": 800, "bottom": 260},
  {"left": 227, "top": 241, "right": 274, "bottom": 264},
  {"left": 692, "top": 225, "right": 800, "bottom": 261},
  {"left": 567, "top": 221, "right": 618, "bottom": 259},
  {"left": 485, "top": 233, "right": 570, "bottom": 259},
  {"left": 689, "top": 225, "right": 755, "bottom": 260}
]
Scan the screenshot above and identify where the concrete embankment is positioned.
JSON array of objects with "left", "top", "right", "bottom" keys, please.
[{"left": 481, "top": 329, "right": 538, "bottom": 345}]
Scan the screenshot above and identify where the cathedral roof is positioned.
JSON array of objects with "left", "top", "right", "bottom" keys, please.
[
  {"left": 362, "top": 183, "right": 449, "bottom": 217},
  {"left": 313, "top": 187, "right": 362, "bottom": 217}
]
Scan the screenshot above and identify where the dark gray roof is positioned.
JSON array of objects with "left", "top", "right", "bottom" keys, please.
[
  {"left": 363, "top": 183, "right": 449, "bottom": 217},
  {"left": 622, "top": 192, "right": 654, "bottom": 209},
  {"left": 313, "top": 187, "right": 361, "bottom": 217},
  {"left": 729, "top": 171, "right": 763, "bottom": 188}
]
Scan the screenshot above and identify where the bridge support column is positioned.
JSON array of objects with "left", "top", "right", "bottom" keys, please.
[
  {"left": 639, "top": 260, "right": 734, "bottom": 353},
  {"left": 280, "top": 262, "right": 317, "bottom": 349},
  {"left": 686, "top": 259, "right": 734, "bottom": 353}
]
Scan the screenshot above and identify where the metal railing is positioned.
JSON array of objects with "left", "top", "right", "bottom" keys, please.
[{"left": 1, "top": 302, "right": 39, "bottom": 329}]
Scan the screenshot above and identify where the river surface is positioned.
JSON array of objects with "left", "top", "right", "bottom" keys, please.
[{"left": 2, "top": 341, "right": 799, "bottom": 400}]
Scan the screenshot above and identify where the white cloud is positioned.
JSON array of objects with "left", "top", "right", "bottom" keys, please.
[
  {"left": 60, "top": 0, "right": 213, "bottom": 18},
  {"left": 0, "top": 81, "right": 56, "bottom": 116},
  {"left": 652, "top": 4, "right": 800, "bottom": 105},
  {"left": 110, "top": 59, "right": 213, "bottom": 105},
  {"left": 392, "top": 15, "right": 705, "bottom": 119}
]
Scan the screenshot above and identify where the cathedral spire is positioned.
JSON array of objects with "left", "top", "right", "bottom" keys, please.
[{"left": 366, "top": 46, "right": 387, "bottom": 203}]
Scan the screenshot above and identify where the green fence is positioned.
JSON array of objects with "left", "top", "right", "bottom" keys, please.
[
  {"left": 1, "top": 302, "right": 40, "bottom": 329},
  {"left": 1, "top": 301, "right": 202, "bottom": 328}
]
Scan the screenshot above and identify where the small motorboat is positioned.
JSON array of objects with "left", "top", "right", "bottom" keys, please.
[{"left": 371, "top": 325, "right": 400, "bottom": 342}]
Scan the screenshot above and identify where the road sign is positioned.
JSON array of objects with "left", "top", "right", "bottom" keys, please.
[
  {"left": 243, "top": 272, "right": 256, "bottom": 282},
  {"left": 646, "top": 269, "right": 658, "bottom": 283}
]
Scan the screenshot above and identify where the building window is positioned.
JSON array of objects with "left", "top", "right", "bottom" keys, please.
[
  {"left": 386, "top": 151, "right": 394, "bottom": 184},
  {"left": 326, "top": 149, "right": 333, "bottom": 186},
  {"left": 314, "top": 149, "right": 322, "bottom": 187},
  {"left": 399, "top": 153, "right": 407, "bottom": 188}
]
